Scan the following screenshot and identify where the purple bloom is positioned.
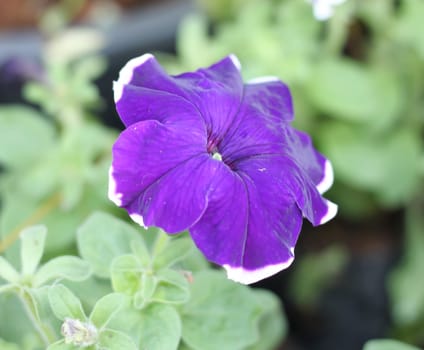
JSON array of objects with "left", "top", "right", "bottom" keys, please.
[{"left": 109, "top": 54, "right": 337, "bottom": 284}]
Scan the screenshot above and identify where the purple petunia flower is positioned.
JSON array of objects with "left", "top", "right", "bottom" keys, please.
[{"left": 109, "top": 54, "right": 337, "bottom": 284}]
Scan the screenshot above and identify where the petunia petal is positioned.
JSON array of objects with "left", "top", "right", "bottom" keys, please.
[
  {"left": 109, "top": 117, "right": 206, "bottom": 217},
  {"left": 126, "top": 154, "right": 223, "bottom": 233},
  {"left": 235, "top": 155, "right": 337, "bottom": 227},
  {"left": 114, "top": 53, "right": 243, "bottom": 137},
  {"left": 290, "top": 130, "right": 334, "bottom": 194},
  {"left": 114, "top": 84, "right": 206, "bottom": 128},
  {"left": 190, "top": 160, "right": 303, "bottom": 285},
  {"left": 220, "top": 80, "right": 293, "bottom": 163}
]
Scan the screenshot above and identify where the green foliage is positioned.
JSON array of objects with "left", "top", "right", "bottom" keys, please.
[
  {"left": 181, "top": 271, "right": 286, "bottom": 350},
  {"left": 289, "top": 244, "right": 348, "bottom": 307},
  {"left": 0, "top": 214, "right": 286, "bottom": 349},
  {"left": 0, "top": 106, "right": 55, "bottom": 170},
  {"left": 388, "top": 204, "right": 424, "bottom": 344},
  {"left": 170, "top": 0, "right": 424, "bottom": 217},
  {"left": 363, "top": 339, "right": 421, "bottom": 350}
]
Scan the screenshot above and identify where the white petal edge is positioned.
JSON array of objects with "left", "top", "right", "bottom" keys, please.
[
  {"left": 316, "top": 159, "right": 334, "bottom": 194},
  {"left": 108, "top": 166, "right": 123, "bottom": 206},
  {"left": 113, "top": 53, "right": 154, "bottom": 102},
  {"left": 229, "top": 54, "right": 241, "bottom": 71},
  {"left": 248, "top": 76, "right": 280, "bottom": 85},
  {"left": 224, "top": 256, "right": 294, "bottom": 285},
  {"left": 129, "top": 213, "right": 147, "bottom": 229},
  {"left": 319, "top": 200, "right": 338, "bottom": 225}
]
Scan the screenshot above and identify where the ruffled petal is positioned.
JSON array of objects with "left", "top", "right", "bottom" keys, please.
[
  {"left": 114, "top": 53, "right": 243, "bottom": 137},
  {"left": 114, "top": 84, "right": 205, "bottom": 128},
  {"left": 235, "top": 155, "right": 337, "bottom": 227},
  {"left": 126, "top": 154, "right": 222, "bottom": 233},
  {"left": 291, "top": 130, "right": 334, "bottom": 194},
  {"left": 190, "top": 157, "right": 303, "bottom": 285},
  {"left": 109, "top": 117, "right": 207, "bottom": 231},
  {"left": 220, "top": 79, "right": 293, "bottom": 163}
]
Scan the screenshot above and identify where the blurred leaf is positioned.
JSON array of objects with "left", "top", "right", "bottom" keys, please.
[
  {"left": 47, "top": 340, "right": 75, "bottom": 350},
  {"left": 0, "top": 256, "right": 19, "bottom": 283},
  {"left": 20, "top": 225, "right": 47, "bottom": 276},
  {"left": 247, "top": 289, "right": 287, "bottom": 350},
  {"left": 110, "top": 254, "right": 141, "bottom": 296},
  {"left": 181, "top": 270, "right": 260, "bottom": 350},
  {"left": 393, "top": 0, "right": 424, "bottom": 58},
  {"left": 98, "top": 329, "right": 137, "bottom": 350},
  {"left": 153, "top": 237, "right": 193, "bottom": 270},
  {"left": 130, "top": 238, "right": 151, "bottom": 267},
  {"left": 77, "top": 212, "right": 144, "bottom": 278},
  {"left": 89, "top": 293, "right": 125, "bottom": 329},
  {"left": 133, "top": 274, "right": 157, "bottom": 309},
  {"left": 0, "top": 105, "right": 54, "bottom": 169},
  {"left": 307, "top": 59, "right": 402, "bottom": 128},
  {"left": 34, "top": 256, "right": 91, "bottom": 287},
  {"left": 389, "top": 205, "right": 424, "bottom": 326},
  {"left": 137, "top": 304, "right": 181, "bottom": 350},
  {"left": 319, "top": 123, "right": 421, "bottom": 206},
  {"left": 363, "top": 339, "right": 420, "bottom": 350},
  {"left": 0, "top": 339, "right": 19, "bottom": 350},
  {"left": 48, "top": 284, "right": 86, "bottom": 321},
  {"left": 289, "top": 245, "right": 348, "bottom": 307},
  {"left": 152, "top": 269, "right": 190, "bottom": 305}
]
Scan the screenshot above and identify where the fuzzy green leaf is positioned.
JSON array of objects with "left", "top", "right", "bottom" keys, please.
[
  {"left": 137, "top": 304, "right": 181, "bottom": 350},
  {"left": 20, "top": 225, "right": 47, "bottom": 276},
  {"left": 77, "top": 212, "right": 145, "bottom": 278},
  {"left": 89, "top": 293, "right": 125, "bottom": 329},
  {"left": 99, "top": 329, "right": 137, "bottom": 350},
  {"left": 34, "top": 256, "right": 92, "bottom": 287},
  {"left": 153, "top": 237, "right": 193, "bottom": 270},
  {"left": 110, "top": 254, "right": 141, "bottom": 296},
  {"left": 181, "top": 271, "right": 260, "bottom": 350},
  {"left": 48, "top": 284, "right": 86, "bottom": 321},
  {"left": 363, "top": 339, "right": 420, "bottom": 350},
  {"left": 0, "top": 105, "right": 54, "bottom": 169},
  {"left": 0, "top": 256, "right": 19, "bottom": 283}
]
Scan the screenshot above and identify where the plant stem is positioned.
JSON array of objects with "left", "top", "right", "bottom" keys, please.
[
  {"left": 0, "top": 192, "right": 61, "bottom": 253},
  {"left": 19, "top": 288, "right": 56, "bottom": 347}
]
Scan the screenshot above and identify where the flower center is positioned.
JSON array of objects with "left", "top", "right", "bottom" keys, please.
[{"left": 212, "top": 152, "right": 222, "bottom": 161}]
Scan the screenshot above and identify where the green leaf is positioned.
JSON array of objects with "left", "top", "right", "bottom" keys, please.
[
  {"left": 48, "top": 284, "right": 86, "bottom": 321},
  {"left": 77, "top": 212, "right": 145, "bottom": 278},
  {"left": 33, "top": 256, "right": 92, "bottom": 287},
  {"left": 0, "top": 256, "right": 19, "bottom": 283},
  {"left": 153, "top": 237, "right": 193, "bottom": 269},
  {"left": 363, "top": 339, "right": 420, "bottom": 350},
  {"left": 289, "top": 245, "right": 348, "bottom": 307},
  {"left": 130, "top": 239, "right": 151, "bottom": 267},
  {"left": 46, "top": 340, "right": 75, "bottom": 350},
  {"left": 0, "top": 105, "right": 55, "bottom": 169},
  {"left": 152, "top": 269, "right": 190, "bottom": 305},
  {"left": 389, "top": 206, "right": 424, "bottom": 326},
  {"left": 181, "top": 271, "right": 260, "bottom": 350},
  {"left": 138, "top": 304, "right": 181, "bottom": 350},
  {"left": 0, "top": 338, "right": 19, "bottom": 350},
  {"left": 89, "top": 293, "right": 125, "bottom": 329},
  {"left": 133, "top": 274, "right": 157, "bottom": 309},
  {"left": 319, "top": 124, "right": 421, "bottom": 206},
  {"left": 20, "top": 225, "right": 47, "bottom": 276},
  {"left": 307, "top": 59, "right": 401, "bottom": 128},
  {"left": 393, "top": 0, "right": 424, "bottom": 58},
  {"left": 110, "top": 254, "right": 141, "bottom": 295},
  {"left": 99, "top": 329, "right": 137, "bottom": 350},
  {"left": 247, "top": 289, "right": 287, "bottom": 350}
]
